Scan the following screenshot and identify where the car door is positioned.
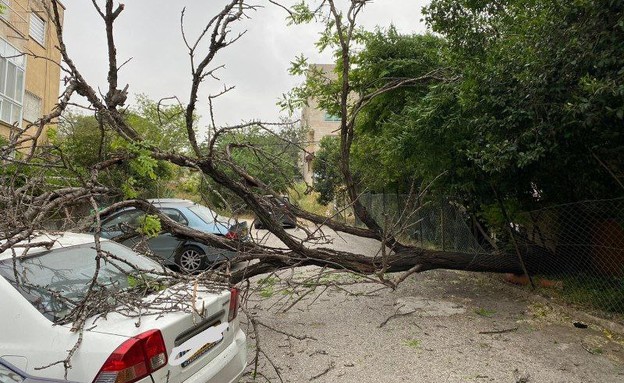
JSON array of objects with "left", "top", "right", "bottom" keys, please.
[
  {"left": 100, "top": 209, "right": 142, "bottom": 239},
  {"left": 142, "top": 208, "right": 188, "bottom": 262},
  {"left": 100, "top": 208, "right": 187, "bottom": 266}
]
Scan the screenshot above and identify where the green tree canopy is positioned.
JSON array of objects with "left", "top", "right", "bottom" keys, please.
[
  {"left": 312, "top": 135, "right": 342, "bottom": 205},
  {"left": 199, "top": 122, "right": 306, "bottom": 210},
  {"left": 423, "top": 0, "right": 624, "bottom": 206},
  {"left": 54, "top": 95, "right": 192, "bottom": 199},
  {"left": 310, "top": 1, "right": 624, "bottom": 216}
]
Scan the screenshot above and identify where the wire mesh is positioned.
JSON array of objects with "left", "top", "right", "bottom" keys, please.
[
  {"left": 346, "top": 193, "right": 488, "bottom": 254},
  {"left": 338, "top": 193, "right": 624, "bottom": 319},
  {"left": 515, "top": 198, "right": 624, "bottom": 317}
]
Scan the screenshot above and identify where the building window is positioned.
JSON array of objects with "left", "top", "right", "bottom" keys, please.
[
  {"left": 29, "top": 13, "right": 45, "bottom": 46},
  {"left": 323, "top": 111, "right": 341, "bottom": 122},
  {"left": 23, "top": 91, "right": 42, "bottom": 123},
  {"left": 0, "top": 38, "right": 25, "bottom": 128}
]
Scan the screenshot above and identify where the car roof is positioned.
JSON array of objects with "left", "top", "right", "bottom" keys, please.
[
  {"left": 0, "top": 232, "right": 104, "bottom": 261},
  {"left": 100, "top": 199, "right": 218, "bottom": 221},
  {"left": 147, "top": 198, "right": 195, "bottom": 206}
]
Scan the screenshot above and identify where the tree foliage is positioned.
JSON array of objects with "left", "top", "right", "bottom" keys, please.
[
  {"left": 53, "top": 96, "right": 189, "bottom": 199},
  {"left": 312, "top": 1, "right": 624, "bottom": 218},
  {"left": 312, "top": 135, "right": 341, "bottom": 204},
  {"left": 349, "top": 29, "right": 450, "bottom": 193},
  {"left": 198, "top": 122, "right": 306, "bottom": 211},
  {"left": 426, "top": 0, "right": 624, "bottom": 203}
]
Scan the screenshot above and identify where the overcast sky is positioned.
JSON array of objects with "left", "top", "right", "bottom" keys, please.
[{"left": 62, "top": 1, "right": 429, "bottom": 132}]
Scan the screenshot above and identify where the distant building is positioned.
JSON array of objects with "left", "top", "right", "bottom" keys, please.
[
  {"left": 0, "top": 0, "right": 64, "bottom": 148},
  {"left": 300, "top": 64, "right": 340, "bottom": 184}
]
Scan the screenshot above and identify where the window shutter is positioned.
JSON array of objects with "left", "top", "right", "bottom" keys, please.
[
  {"left": 23, "top": 91, "right": 41, "bottom": 123},
  {"left": 29, "top": 13, "right": 45, "bottom": 46}
]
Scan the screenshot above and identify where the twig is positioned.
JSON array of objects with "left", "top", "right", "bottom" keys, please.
[
  {"left": 479, "top": 327, "right": 518, "bottom": 335},
  {"left": 378, "top": 305, "right": 417, "bottom": 328},
  {"left": 310, "top": 361, "right": 335, "bottom": 381},
  {"left": 257, "top": 320, "right": 317, "bottom": 341}
]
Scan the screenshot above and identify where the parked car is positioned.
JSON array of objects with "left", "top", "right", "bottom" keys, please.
[
  {"left": 98, "top": 199, "right": 248, "bottom": 273},
  {"left": 253, "top": 196, "right": 297, "bottom": 229},
  {"left": 0, "top": 232, "right": 247, "bottom": 383},
  {"left": 0, "top": 358, "right": 78, "bottom": 383}
]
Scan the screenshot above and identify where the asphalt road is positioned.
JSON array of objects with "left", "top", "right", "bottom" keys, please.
[{"left": 238, "top": 228, "right": 624, "bottom": 383}]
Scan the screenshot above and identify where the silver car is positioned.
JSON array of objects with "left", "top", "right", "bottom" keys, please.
[{"left": 99, "top": 199, "right": 248, "bottom": 273}]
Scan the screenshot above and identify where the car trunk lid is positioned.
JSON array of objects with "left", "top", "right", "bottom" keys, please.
[{"left": 85, "top": 284, "right": 236, "bottom": 383}]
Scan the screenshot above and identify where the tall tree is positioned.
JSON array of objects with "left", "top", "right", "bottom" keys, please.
[
  {"left": 423, "top": 0, "right": 624, "bottom": 205},
  {"left": 310, "top": 1, "right": 624, "bottom": 220}
]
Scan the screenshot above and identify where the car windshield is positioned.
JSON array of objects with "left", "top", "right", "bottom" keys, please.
[{"left": 0, "top": 241, "right": 163, "bottom": 323}]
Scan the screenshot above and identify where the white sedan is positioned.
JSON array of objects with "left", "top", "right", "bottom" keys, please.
[{"left": 0, "top": 233, "right": 247, "bottom": 383}]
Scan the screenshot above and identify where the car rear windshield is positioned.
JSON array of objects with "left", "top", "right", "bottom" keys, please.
[
  {"left": 0, "top": 241, "right": 162, "bottom": 323},
  {"left": 188, "top": 204, "right": 221, "bottom": 225}
]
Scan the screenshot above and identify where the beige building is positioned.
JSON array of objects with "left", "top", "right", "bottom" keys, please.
[
  {"left": 0, "top": 0, "right": 63, "bottom": 148},
  {"left": 300, "top": 64, "right": 340, "bottom": 184}
]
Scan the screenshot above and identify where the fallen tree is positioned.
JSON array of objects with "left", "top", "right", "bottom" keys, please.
[
  {"left": 0, "top": 0, "right": 537, "bottom": 286},
  {"left": 0, "top": 0, "right": 564, "bottom": 375}
]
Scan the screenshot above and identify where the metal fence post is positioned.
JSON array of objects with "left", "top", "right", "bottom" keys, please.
[{"left": 441, "top": 200, "right": 446, "bottom": 252}]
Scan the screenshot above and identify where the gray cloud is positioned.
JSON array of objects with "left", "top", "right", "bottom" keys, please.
[{"left": 62, "top": 1, "right": 429, "bottom": 132}]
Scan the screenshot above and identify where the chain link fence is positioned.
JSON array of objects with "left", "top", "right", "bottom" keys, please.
[
  {"left": 337, "top": 193, "right": 624, "bottom": 320},
  {"left": 350, "top": 193, "right": 488, "bottom": 254},
  {"left": 514, "top": 198, "right": 624, "bottom": 318}
]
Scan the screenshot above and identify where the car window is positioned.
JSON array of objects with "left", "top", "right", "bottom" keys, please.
[
  {"left": 101, "top": 210, "right": 143, "bottom": 232},
  {"left": 160, "top": 208, "right": 188, "bottom": 225},
  {"left": 0, "top": 241, "right": 163, "bottom": 323},
  {"left": 0, "top": 364, "right": 22, "bottom": 383},
  {"left": 269, "top": 196, "right": 289, "bottom": 208}
]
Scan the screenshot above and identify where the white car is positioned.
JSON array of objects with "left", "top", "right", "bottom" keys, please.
[
  {"left": 0, "top": 357, "right": 79, "bottom": 383},
  {"left": 0, "top": 233, "right": 247, "bottom": 383}
]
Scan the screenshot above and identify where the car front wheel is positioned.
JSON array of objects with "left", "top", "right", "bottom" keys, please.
[{"left": 175, "top": 246, "right": 206, "bottom": 273}]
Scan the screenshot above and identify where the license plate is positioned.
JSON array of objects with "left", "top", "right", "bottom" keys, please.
[
  {"left": 179, "top": 339, "right": 221, "bottom": 368},
  {"left": 170, "top": 321, "right": 229, "bottom": 368}
]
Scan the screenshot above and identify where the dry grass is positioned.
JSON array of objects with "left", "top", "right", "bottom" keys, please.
[{"left": 288, "top": 182, "right": 333, "bottom": 217}]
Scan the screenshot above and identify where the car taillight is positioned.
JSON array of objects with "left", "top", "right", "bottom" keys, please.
[
  {"left": 225, "top": 231, "right": 238, "bottom": 240},
  {"left": 228, "top": 287, "right": 240, "bottom": 322},
  {"left": 93, "top": 329, "right": 168, "bottom": 383}
]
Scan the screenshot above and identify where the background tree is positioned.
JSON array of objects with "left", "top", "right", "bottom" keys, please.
[
  {"left": 53, "top": 96, "right": 189, "bottom": 199},
  {"left": 196, "top": 121, "right": 306, "bottom": 211},
  {"left": 311, "top": 135, "right": 342, "bottom": 204},
  {"left": 304, "top": 1, "right": 624, "bottom": 229},
  {"left": 423, "top": 0, "right": 624, "bottom": 207}
]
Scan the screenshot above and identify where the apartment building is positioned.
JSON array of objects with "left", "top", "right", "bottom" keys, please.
[
  {"left": 300, "top": 64, "right": 340, "bottom": 184},
  {"left": 0, "top": 0, "right": 63, "bottom": 147}
]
